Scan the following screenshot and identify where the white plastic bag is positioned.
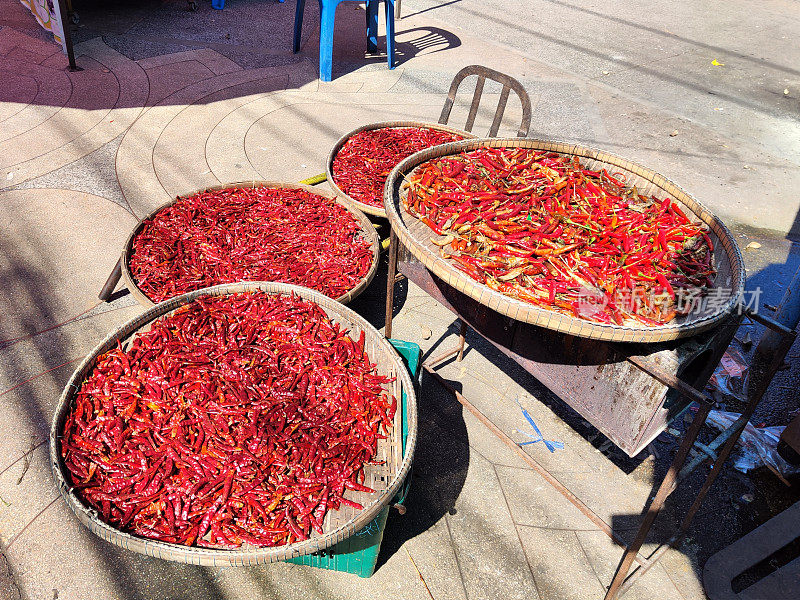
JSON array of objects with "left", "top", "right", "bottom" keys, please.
[
  {"left": 705, "top": 410, "right": 799, "bottom": 477},
  {"left": 706, "top": 349, "right": 748, "bottom": 402}
]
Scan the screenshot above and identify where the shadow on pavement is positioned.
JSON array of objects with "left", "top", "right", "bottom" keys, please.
[{"left": 376, "top": 366, "right": 469, "bottom": 571}]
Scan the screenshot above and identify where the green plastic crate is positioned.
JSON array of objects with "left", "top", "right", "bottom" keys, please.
[{"left": 285, "top": 338, "right": 421, "bottom": 577}]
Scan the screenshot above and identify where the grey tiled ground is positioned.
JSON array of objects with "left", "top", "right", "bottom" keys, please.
[{"left": 2, "top": 0, "right": 800, "bottom": 599}]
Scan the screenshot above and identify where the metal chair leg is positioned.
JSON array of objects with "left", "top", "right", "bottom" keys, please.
[
  {"left": 366, "top": 0, "right": 379, "bottom": 54},
  {"left": 385, "top": 0, "right": 396, "bottom": 69},
  {"left": 293, "top": 0, "right": 306, "bottom": 53}
]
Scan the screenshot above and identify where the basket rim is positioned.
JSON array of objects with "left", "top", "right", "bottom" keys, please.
[
  {"left": 120, "top": 181, "right": 380, "bottom": 307},
  {"left": 49, "top": 282, "right": 417, "bottom": 566},
  {"left": 326, "top": 120, "right": 477, "bottom": 218},
  {"left": 383, "top": 137, "right": 746, "bottom": 343}
]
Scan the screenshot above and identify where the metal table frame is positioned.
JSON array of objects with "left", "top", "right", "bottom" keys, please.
[{"left": 384, "top": 237, "right": 796, "bottom": 599}]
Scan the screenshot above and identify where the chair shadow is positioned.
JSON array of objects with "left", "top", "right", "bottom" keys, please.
[
  {"left": 392, "top": 26, "right": 462, "bottom": 68},
  {"left": 325, "top": 18, "right": 462, "bottom": 79}
]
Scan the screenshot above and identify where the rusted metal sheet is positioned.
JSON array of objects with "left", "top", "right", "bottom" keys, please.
[
  {"left": 703, "top": 501, "right": 800, "bottom": 600},
  {"left": 400, "top": 250, "right": 739, "bottom": 456}
]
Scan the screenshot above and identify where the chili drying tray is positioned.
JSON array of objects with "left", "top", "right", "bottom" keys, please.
[
  {"left": 384, "top": 138, "right": 745, "bottom": 343},
  {"left": 326, "top": 121, "right": 476, "bottom": 219},
  {"left": 50, "top": 281, "right": 417, "bottom": 566},
  {"left": 104, "top": 181, "right": 380, "bottom": 308}
]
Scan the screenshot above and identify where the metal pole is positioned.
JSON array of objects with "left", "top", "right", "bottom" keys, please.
[
  {"left": 456, "top": 320, "right": 467, "bottom": 362},
  {"left": 385, "top": 229, "right": 399, "bottom": 339},
  {"left": 424, "top": 363, "right": 647, "bottom": 564},
  {"left": 604, "top": 400, "right": 712, "bottom": 600},
  {"left": 55, "top": 0, "right": 80, "bottom": 71},
  {"left": 620, "top": 323, "right": 798, "bottom": 596}
]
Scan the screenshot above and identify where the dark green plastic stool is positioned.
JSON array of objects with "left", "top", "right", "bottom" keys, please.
[{"left": 285, "top": 339, "right": 420, "bottom": 577}]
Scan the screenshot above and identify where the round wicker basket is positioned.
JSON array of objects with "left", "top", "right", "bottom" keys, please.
[
  {"left": 326, "top": 121, "right": 476, "bottom": 218},
  {"left": 50, "top": 282, "right": 417, "bottom": 566},
  {"left": 384, "top": 138, "right": 745, "bottom": 343},
  {"left": 120, "top": 182, "right": 380, "bottom": 307}
]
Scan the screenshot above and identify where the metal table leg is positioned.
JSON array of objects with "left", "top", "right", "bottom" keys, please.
[
  {"left": 98, "top": 258, "right": 122, "bottom": 302},
  {"left": 604, "top": 401, "right": 712, "bottom": 599},
  {"left": 385, "top": 229, "right": 399, "bottom": 338}
]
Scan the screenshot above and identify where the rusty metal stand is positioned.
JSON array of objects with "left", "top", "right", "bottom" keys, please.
[
  {"left": 385, "top": 239, "right": 796, "bottom": 599},
  {"left": 606, "top": 281, "right": 799, "bottom": 598},
  {"left": 385, "top": 65, "right": 800, "bottom": 600}
]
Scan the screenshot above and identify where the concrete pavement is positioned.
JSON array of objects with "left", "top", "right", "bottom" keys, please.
[{"left": 1, "top": 0, "right": 799, "bottom": 599}]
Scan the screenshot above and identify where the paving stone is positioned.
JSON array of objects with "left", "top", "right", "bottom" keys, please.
[
  {"left": 137, "top": 48, "right": 242, "bottom": 76},
  {"left": 0, "top": 27, "right": 60, "bottom": 60},
  {"left": 38, "top": 51, "right": 69, "bottom": 70},
  {"left": 0, "top": 60, "right": 70, "bottom": 144},
  {"left": 517, "top": 525, "right": 606, "bottom": 600},
  {"left": 0, "top": 444, "right": 58, "bottom": 547},
  {"left": 575, "top": 530, "right": 690, "bottom": 600},
  {"left": 144, "top": 59, "right": 216, "bottom": 106},
  {"left": 434, "top": 387, "right": 541, "bottom": 471},
  {"left": 494, "top": 465, "right": 598, "bottom": 530},
  {"left": 1, "top": 39, "right": 149, "bottom": 187},
  {"left": 205, "top": 92, "right": 293, "bottom": 184},
  {"left": 116, "top": 66, "right": 298, "bottom": 217},
  {"left": 4, "top": 46, "right": 48, "bottom": 64},
  {"left": 13, "top": 135, "right": 130, "bottom": 211},
  {"left": 0, "top": 58, "right": 117, "bottom": 167},
  {"left": 5, "top": 498, "right": 149, "bottom": 600},
  {"left": 241, "top": 92, "right": 443, "bottom": 183},
  {"left": 0, "top": 70, "right": 37, "bottom": 121},
  {"left": 434, "top": 356, "right": 597, "bottom": 474},
  {"left": 656, "top": 541, "right": 709, "bottom": 600},
  {"left": 389, "top": 522, "right": 469, "bottom": 600},
  {"left": 0, "top": 188, "right": 138, "bottom": 340},
  {"left": 445, "top": 454, "right": 540, "bottom": 600},
  {"left": 0, "top": 355, "right": 73, "bottom": 475},
  {"left": 544, "top": 469, "right": 681, "bottom": 544},
  {"left": 153, "top": 77, "right": 290, "bottom": 198}
]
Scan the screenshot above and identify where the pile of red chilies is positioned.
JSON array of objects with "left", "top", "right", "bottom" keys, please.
[
  {"left": 403, "top": 147, "right": 715, "bottom": 326},
  {"left": 62, "top": 292, "right": 396, "bottom": 548},
  {"left": 332, "top": 126, "right": 464, "bottom": 208},
  {"left": 129, "top": 187, "right": 373, "bottom": 303}
]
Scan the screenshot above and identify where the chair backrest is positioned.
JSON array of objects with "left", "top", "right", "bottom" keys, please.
[{"left": 438, "top": 65, "right": 531, "bottom": 138}]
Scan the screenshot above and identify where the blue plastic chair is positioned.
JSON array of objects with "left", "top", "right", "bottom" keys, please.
[{"left": 294, "top": 0, "right": 395, "bottom": 82}]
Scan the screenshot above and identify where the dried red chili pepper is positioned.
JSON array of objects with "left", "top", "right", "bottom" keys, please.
[
  {"left": 403, "top": 147, "right": 716, "bottom": 326},
  {"left": 62, "top": 292, "right": 395, "bottom": 548},
  {"left": 332, "top": 126, "right": 464, "bottom": 208},
  {"left": 129, "top": 187, "right": 373, "bottom": 303}
]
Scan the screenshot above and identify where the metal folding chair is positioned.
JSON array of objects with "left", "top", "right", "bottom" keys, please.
[
  {"left": 385, "top": 65, "right": 531, "bottom": 356},
  {"left": 438, "top": 65, "right": 532, "bottom": 137}
]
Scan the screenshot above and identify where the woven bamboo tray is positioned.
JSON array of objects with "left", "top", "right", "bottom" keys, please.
[
  {"left": 384, "top": 138, "right": 746, "bottom": 343},
  {"left": 120, "top": 182, "right": 380, "bottom": 307},
  {"left": 50, "top": 282, "right": 417, "bottom": 566},
  {"left": 326, "top": 121, "right": 476, "bottom": 218}
]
